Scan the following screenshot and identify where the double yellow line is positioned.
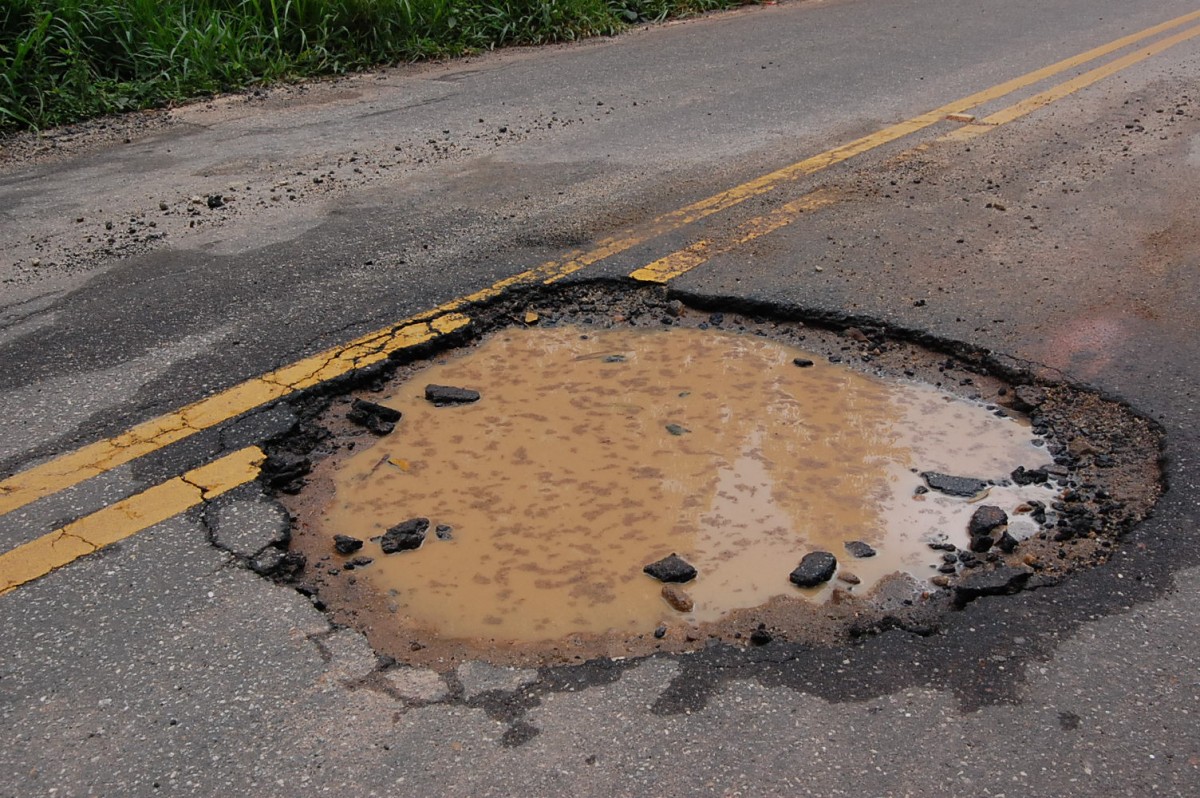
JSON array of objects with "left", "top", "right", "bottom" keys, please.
[{"left": 3, "top": 8, "right": 1199, "bottom": 595}]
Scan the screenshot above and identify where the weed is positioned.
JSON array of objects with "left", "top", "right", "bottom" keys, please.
[{"left": 0, "top": 0, "right": 746, "bottom": 132}]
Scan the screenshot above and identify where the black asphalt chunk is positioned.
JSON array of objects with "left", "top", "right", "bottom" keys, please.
[
  {"left": 792, "top": 357, "right": 815, "bottom": 368},
  {"left": 347, "top": 398, "right": 401, "bottom": 435},
  {"left": 643, "top": 553, "right": 697, "bottom": 583},
  {"left": 953, "top": 566, "right": 1031, "bottom": 606},
  {"left": 381, "top": 518, "right": 430, "bottom": 553},
  {"left": 333, "top": 534, "right": 364, "bottom": 555},
  {"left": 921, "top": 471, "right": 989, "bottom": 497},
  {"left": 844, "top": 540, "right": 877, "bottom": 558},
  {"left": 789, "top": 551, "right": 837, "bottom": 587},
  {"left": 425, "top": 384, "right": 481, "bottom": 405}
]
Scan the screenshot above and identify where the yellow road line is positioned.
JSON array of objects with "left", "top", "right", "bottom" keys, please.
[
  {"left": 2, "top": 8, "right": 1198, "bottom": 518},
  {"left": 0, "top": 446, "right": 264, "bottom": 596},
  {"left": 632, "top": 16, "right": 1200, "bottom": 285},
  {"left": 942, "top": 21, "right": 1200, "bottom": 142},
  {"left": 0, "top": 314, "right": 468, "bottom": 517},
  {"left": 631, "top": 190, "right": 840, "bottom": 283}
]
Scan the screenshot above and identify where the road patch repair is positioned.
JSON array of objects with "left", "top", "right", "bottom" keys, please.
[{"left": 247, "top": 282, "right": 1162, "bottom": 670}]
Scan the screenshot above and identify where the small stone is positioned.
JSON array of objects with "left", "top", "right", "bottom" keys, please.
[
  {"left": 206, "top": 194, "right": 224, "bottom": 209},
  {"left": 789, "top": 551, "right": 837, "bottom": 587},
  {"left": 845, "top": 327, "right": 870, "bottom": 342},
  {"left": 930, "top": 575, "right": 952, "bottom": 588},
  {"left": 1008, "top": 385, "right": 1046, "bottom": 412},
  {"left": 435, "top": 524, "right": 454, "bottom": 541},
  {"left": 347, "top": 398, "right": 401, "bottom": 435},
  {"left": 159, "top": 201, "right": 169, "bottom": 211},
  {"left": 921, "top": 471, "right": 989, "bottom": 497},
  {"left": 996, "top": 531, "right": 1019, "bottom": 553},
  {"left": 524, "top": 311, "right": 540, "bottom": 325},
  {"left": 969, "top": 535, "right": 993, "bottom": 553},
  {"left": 968, "top": 505, "right": 1008, "bottom": 537},
  {"left": 345, "top": 556, "right": 374, "bottom": 570},
  {"left": 665, "top": 423, "right": 690, "bottom": 436},
  {"left": 792, "top": 357, "right": 815, "bottom": 368},
  {"left": 333, "top": 534, "right": 364, "bottom": 555},
  {"left": 653, "top": 626, "right": 667, "bottom": 639},
  {"left": 927, "top": 541, "right": 956, "bottom": 552},
  {"left": 838, "top": 571, "right": 861, "bottom": 585},
  {"left": 661, "top": 584, "right": 694, "bottom": 612},
  {"left": 749, "top": 626, "right": 773, "bottom": 646},
  {"left": 844, "top": 540, "right": 876, "bottom": 558},
  {"left": 643, "top": 553, "right": 697, "bottom": 583},
  {"left": 381, "top": 518, "right": 429, "bottom": 553},
  {"left": 425, "top": 384, "right": 481, "bottom": 405}
]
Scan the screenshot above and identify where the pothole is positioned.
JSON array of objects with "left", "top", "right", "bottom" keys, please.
[{"left": 266, "top": 284, "right": 1162, "bottom": 669}]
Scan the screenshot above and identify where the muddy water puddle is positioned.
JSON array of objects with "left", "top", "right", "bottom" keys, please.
[{"left": 297, "top": 325, "right": 1057, "bottom": 651}]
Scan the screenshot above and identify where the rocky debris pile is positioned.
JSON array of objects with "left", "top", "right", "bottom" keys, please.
[
  {"left": 261, "top": 452, "right": 312, "bottom": 494},
  {"left": 643, "top": 554, "right": 697, "bottom": 583},
  {"left": 425, "top": 384, "right": 480, "bottom": 405},
  {"left": 347, "top": 398, "right": 401, "bottom": 435}
]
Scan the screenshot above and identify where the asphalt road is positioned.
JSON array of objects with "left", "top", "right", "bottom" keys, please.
[{"left": 2, "top": 0, "right": 1200, "bottom": 795}]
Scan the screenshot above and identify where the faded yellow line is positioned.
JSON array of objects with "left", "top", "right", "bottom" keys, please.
[
  {"left": 631, "top": 190, "right": 840, "bottom": 283},
  {"left": 0, "top": 447, "right": 264, "bottom": 596},
  {"left": 0, "top": 314, "right": 468, "bottom": 517},
  {"left": 942, "top": 21, "right": 1200, "bottom": 142},
  {"left": 2, "top": 8, "right": 1198, "bottom": 518}
]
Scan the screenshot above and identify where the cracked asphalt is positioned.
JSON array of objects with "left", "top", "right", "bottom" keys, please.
[{"left": 3, "top": 0, "right": 1200, "bottom": 795}]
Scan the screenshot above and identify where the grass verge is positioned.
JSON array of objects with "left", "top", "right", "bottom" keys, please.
[{"left": 1, "top": 0, "right": 745, "bottom": 132}]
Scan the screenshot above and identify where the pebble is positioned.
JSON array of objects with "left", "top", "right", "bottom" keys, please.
[
  {"left": 844, "top": 540, "right": 876, "bottom": 558},
  {"left": 661, "top": 585, "right": 694, "bottom": 612}
]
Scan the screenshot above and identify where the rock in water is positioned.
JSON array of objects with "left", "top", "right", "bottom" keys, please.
[
  {"left": 333, "top": 534, "right": 363, "bottom": 555},
  {"left": 381, "top": 518, "right": 429, "bottom": 553},
  {"left": 661, "top": 585, "right": 694, "bottom": 612},
  {"left": 643, "top": 553, "right": 697, "bottom": 583},
  {"left": 789, "top": 552, "right": 837, "bottom": 587},
  {"left": 425, "top": 385, "right": 481, "bottom": 405},
  {"left": 346, "top": 398, "right": 401, "bottom": 435},
  {"left": 844, "top": 540, "right": 876, "bottom": 558},
  {"left": 921, "top": 471, "right": 989, "bottom": 497},
  {"left": 968, "top": 505, "right": 1008, "bottom": 537}
]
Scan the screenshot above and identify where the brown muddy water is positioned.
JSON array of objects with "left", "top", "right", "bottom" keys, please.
[{"left": 296, "top": 325, "right": 1058, "bottom": 650}]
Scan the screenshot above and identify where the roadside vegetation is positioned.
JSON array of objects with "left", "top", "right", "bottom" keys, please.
[{"left": 1, "top": 0, "right": 742, "bottom": 132}]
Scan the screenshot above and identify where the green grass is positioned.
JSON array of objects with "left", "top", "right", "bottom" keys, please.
[{"left": 1, "top": 0, "right": 743, "bottom": 132}]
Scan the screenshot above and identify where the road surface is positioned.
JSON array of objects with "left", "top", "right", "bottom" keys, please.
[{"left": 2, "top": 0, "right": 1199, "bottom": 794}]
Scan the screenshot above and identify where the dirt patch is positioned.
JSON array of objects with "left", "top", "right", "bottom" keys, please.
[{"left": 265, "top": 282, "right": 1162, "bottom": 669}]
